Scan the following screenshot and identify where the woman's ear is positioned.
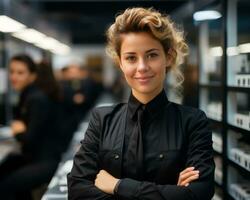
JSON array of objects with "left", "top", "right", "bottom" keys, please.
[
  {"left": 165, "top": 54, "right": 172, "bottom": 73},
  {"left": 165, "top": 48, "right": 176, "bottom": 67}
]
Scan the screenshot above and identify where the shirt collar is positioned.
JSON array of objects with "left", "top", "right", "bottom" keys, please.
[{"left": 128, "top": 89, "right": 169, "bottom": 120}]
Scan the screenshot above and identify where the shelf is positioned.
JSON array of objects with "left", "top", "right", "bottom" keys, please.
[
  {"left": 208, "top": 119, "right": 223, "bottom": 126},
  {"left": 229, "top": 183, "right": 250, "bottom": 200},
  {"left": 227, "top": 86, "right": 250, "bottom": 93},
  {"left": 214, "top": 149, "right": 222, "bottom": 156},
  {"left": 199, "top": 84, "right": 222, "bottom": 89},
  {"left": 227, "top": 158, "right": 250, "bottom": 175},
  {"left": 228, "top": 124, "right": 250, "bottom": 135},
  {"left": 213, "top": 132, "right": 223, "bottom": 154},
  {"left": 228, "top": 122, "right": 250, "bottom": 132},
  {"left": 228, "top": 138, "right": 250, "bottom": 172},
  {"left": 208, "top": 117, "right": 222, "bottom": 123},
  {"left": 197, "top": 0, "right": 250, "bottom": 199}
]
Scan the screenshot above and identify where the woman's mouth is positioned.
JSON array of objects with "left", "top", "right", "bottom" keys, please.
[{"left": 135, "top": 75, "right": 154, "bottom": 83}]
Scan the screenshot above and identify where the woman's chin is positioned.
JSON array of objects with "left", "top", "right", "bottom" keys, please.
[{"left": 132, "top": 86, "right": 160, "bottom": 96}]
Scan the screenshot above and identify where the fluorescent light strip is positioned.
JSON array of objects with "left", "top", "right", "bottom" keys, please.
[
  {"left": 50, "top": 43, "right": 71, "bottom": 55},
  {"left": 35, "top": 37, "right": 71, "bottom": 55},
  {"left": 0, "top": 15, "right": 26, "bottom": 33},
  {"left": 210, "top": 47, "right": 223, "bottom": 57},
  {"left": 193, "top": 10, "right": 222, "bottom": 21},
  {"left": 36, "top": 37, "right": 60, "bottom": 50},
  {"left": 12, "top": 29, "right": 46, "bottom": 44},
  {"left": 211, "top": 43, "right": 250, "bottom": 57},
  {"left": 0, "top": 15, "right": 71, "bottom": 55},
  {"left": 239, "top": 43, "right": 250, "bottom": 54},
  {"left": 227, "top": 47, "right": 239, "bottom": 56}
]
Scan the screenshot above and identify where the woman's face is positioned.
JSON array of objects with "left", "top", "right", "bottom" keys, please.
[
  {"left": 119, "top": 32, "right": 171, "bottom": 101},
  {"left": 9, "top": 60, "right": 36, "bottom": 91}
]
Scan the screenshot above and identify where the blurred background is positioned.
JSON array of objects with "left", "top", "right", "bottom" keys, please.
[{"left": 0, "top": 0, "right": 249, "bottom": 200}]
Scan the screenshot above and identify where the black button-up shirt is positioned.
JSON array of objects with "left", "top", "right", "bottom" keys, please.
[
  {"left": 123, "top": 90, "right": 170, "bottom": 180},
  {"left": 68, "top": 89, "right": 215, "bottom": 200}
]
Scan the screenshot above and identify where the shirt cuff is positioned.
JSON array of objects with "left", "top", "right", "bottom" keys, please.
[
  {"left": 114, "top": 178, "right": 140, "bottom": 199},
  {"left": 113, "top": 179, "right": 121, "bottom": 194}
]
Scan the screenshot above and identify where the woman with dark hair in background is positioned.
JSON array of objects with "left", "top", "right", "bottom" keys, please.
[
  {"left": 68, "top": 7, "right": 215, "bottom": 200},
  {"left": 0, "top": 54, "right": 63, "bottom": 200}
]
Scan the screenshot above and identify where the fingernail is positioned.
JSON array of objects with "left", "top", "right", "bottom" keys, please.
[{"left": 185, "top": 183, "right": 189, "bottom": 187}]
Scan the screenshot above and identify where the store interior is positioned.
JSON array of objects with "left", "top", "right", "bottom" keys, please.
[{"left": 0, "top": 0, "right": 249, "bottom": 200}]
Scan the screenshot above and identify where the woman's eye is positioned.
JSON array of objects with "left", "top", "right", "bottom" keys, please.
[
  {"left": 125, "top": 56, "right": 136, "bottom": 62},
  {"left": 147, "top": 53, "right": 158, "bottom": 59}
]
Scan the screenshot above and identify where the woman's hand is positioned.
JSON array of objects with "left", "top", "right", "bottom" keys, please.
[
  {"left": 177, "top": 167, "right": 199, "bottom": 187},
  {"left": 95, "top": 170, "right": 120, "bottom": 194},
  {"left": 11, "top": 120, "right": 26, "bottom": 135}
]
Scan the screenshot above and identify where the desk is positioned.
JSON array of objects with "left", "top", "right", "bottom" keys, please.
[{"left": 0, "top": 127, "right": 20, "bottom": 164}]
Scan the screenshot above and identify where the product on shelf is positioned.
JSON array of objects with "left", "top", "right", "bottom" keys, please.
[
  {"left": 212, "top": 132, "right": 223, "bottom": 153},
  {"left": 207, "top": 102, "right": 222, "bottom": 121},
  {"left": 236, "top": 58, "right": 250, "bottom": 88},
  {"left": 236, "top": 74, "right": 250, "bottom": 88},
  {"left": 229, "top": 143, "right": 250, "bottom": 172},
  {"left": 214, "top": 156, "right": 223, "bottom": 185},
  {"left": 230, "top": 183, "right": 250, "bottom": 200},
  {"left": 234, "top": 112, "right": 250, "bottom": 131}
]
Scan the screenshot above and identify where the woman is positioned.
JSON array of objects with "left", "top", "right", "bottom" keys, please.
[
  {"left": 0, "top": 55, "right": 62, "bottom": 199},
  {"left": 68, "top": 7, "right": 215, "bottom": 200}
]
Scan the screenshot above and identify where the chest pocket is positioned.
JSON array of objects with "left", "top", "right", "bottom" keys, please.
[
  {"left": 154, "top": 150, "right": 184, "bottom": 184},
  {"left": 99, "top": 149, "right": 121, "bottom": 178}
]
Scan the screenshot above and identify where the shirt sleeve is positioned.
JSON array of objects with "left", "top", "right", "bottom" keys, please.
[
  {"left": 67, "top": 108, "right": 114, "bottom": 200},
  {"left": 114, "top": 110, "right": 215, "bottom": 200},
  {"left": 15, "top": 94, "right": 50, "bottom": 150}
]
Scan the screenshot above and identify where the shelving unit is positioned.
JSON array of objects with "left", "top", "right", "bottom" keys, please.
[
  {"left": 215, "top": 155, "right": 223, "bottom": 185},
  {"left": 213, "top": 131, "right": 223, "bottom": 154},
  {"left": 197, "top": 0, "right": 250, "bottom": 199}
]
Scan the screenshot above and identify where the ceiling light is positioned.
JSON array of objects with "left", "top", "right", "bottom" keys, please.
[
  {"left": 210, "top": 46, "right": 223, "bottom": 57},
  {"left": 50, "top": 43, "right": 71, "bottom": 55},
  {"left": 227, "top": 47, "right": 239, "bottom": 56},
  {"left": 193, "top": 10, "right": 222, "bottom": 21},
  {"left": 0, "top": 15, "right": 26, "bottom": 32},
  {"left": 12, "top": 29, "right": 46, "bottom": 43},
  {"left": 35, "top": 37, "right": 61, "bottom": 50},
  {"left": 35, "top": 37, "right": 71, "bottom": 55},
  {"left": 0, "top": 16, "right": 71, "bottom": 55},
  {"left": 239, "top": 43, "right": 250, "bottom": 54}
]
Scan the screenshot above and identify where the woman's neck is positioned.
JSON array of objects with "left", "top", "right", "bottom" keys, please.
[{"left": 132, "top": 87, "right": 163, "bottom": 104}]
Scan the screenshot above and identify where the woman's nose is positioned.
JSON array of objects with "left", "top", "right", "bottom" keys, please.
[{"left": 137, "top": 58, "right": 149, "bottom": 72}]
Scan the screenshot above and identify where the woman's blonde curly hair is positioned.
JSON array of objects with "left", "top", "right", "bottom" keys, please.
[{"left": 106, "top": 7, "right": 188, "bottom": 87}]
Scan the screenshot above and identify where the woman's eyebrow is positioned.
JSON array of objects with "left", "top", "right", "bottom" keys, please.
[
  {"left": 123, "top": 48, "right": 159, "bottom": 55},
  {"left": 123, "top": 52, "right": 136, "bottom": 55},
  {"left": 146, "top": 48, "right": 159, "bottom": 53}
]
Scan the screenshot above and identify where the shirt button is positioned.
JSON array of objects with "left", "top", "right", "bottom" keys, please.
[
  {"left": 159, "top": 154, "right": 164, "bottom": 159},
  {"left": 114, "top": 154, "right": 120, "bottom": 160}
]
